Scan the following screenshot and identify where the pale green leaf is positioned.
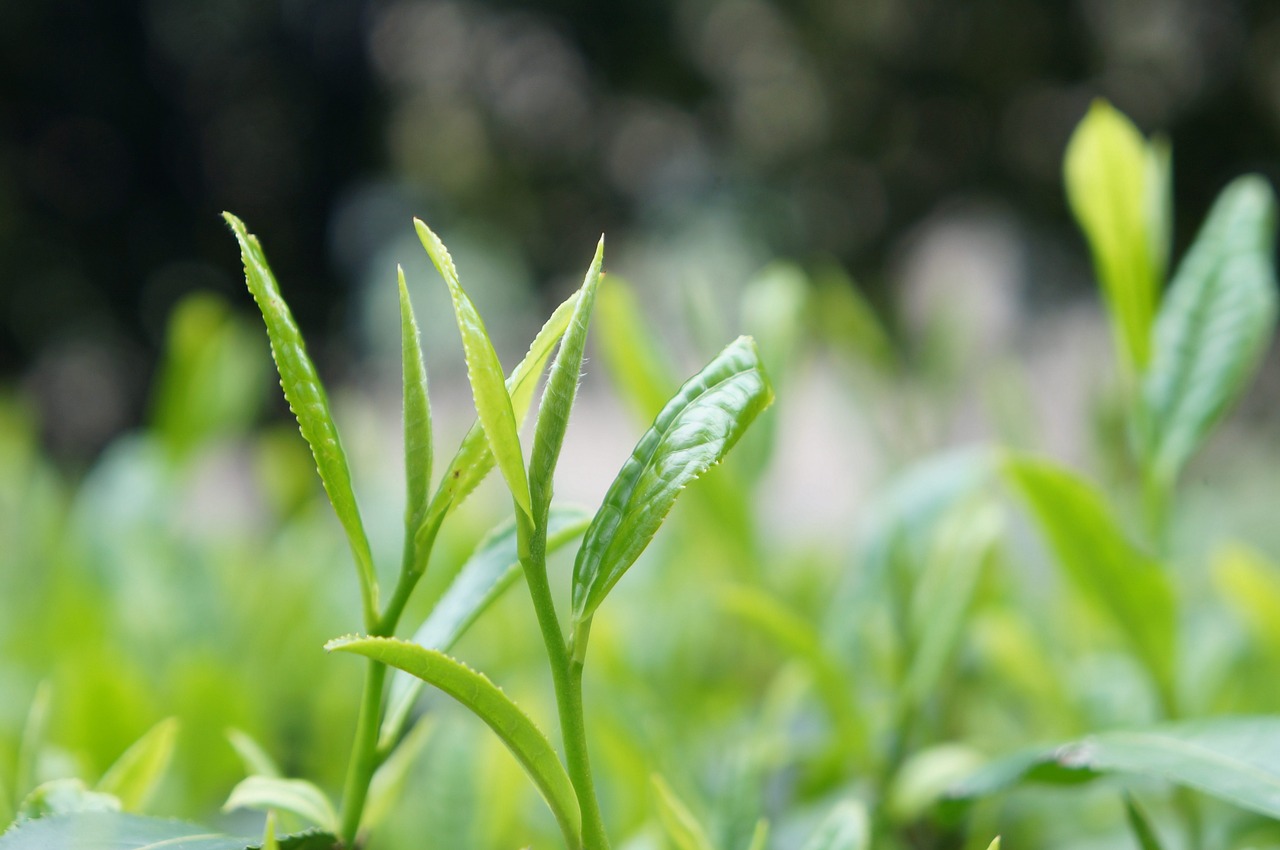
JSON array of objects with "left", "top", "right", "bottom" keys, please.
[
  {"left": 223, "top": 776, "right": 339, "bottom": 834},
  {"left": 96, "top": 717, "right": 179, "bottom": 812},
  {"left": 1212, "top": 544, "right": 1280, "bottom": 656},
  {"left": 225, "top": 729, "right": 283, "bottom": 779},
  {"left": 362, "top": 716, "right": 435, "bottom": 831},
  {"left": 261, "top": 813, "right": 280, "bottom": 850},
  {"left": 17, "top": 779, "right": 120, "bottom": 822},
  {"left": 594, "top": 277, "right": 680, "bottom": 423},
  {"left": 984, "top": 839, "right": 1001, "bottom": 850},
  {"left": 15, "top": 681, "right": 51, "bottom": 806},
  {"left": 1125, "top": 794, "right": 1165, "bottom": 850},
  {"left": 650, "top": 774, "right": 715, "bottom": 850},
  {"left": 571, "top": 336, "right": 774, "bottom": 626},
  {"left": 1064, "top": 100, "right": 1162, "bottom": 372},
  {"left": 326, "top": 636, "right": 581, "bottom": 846},
  {"left": 800, "top": 800, "right": 869, "bottom": 850},
  {"left": 380, "top": 506, "right": 591, "bottom": 750},
  {"left": 529, "top": 236, "right": 604, "bottom": 523},
  {"left": 1141, "top": 175, "right": 1277, "bottom": 486},
  {"left": 399, "top": 266, "right": 433, "bottom": 573},
  {"left": 0, "top": 812, "right": 333, "bottom": 849},
  {"left": 416, "top": 219, "right": 531, "bottom": 521},
  {"left": 745, "top": 818, "right": 770, "bottom": 850},
  {"left": 224, "top": 212, "right": 378, "bottom": 624}
]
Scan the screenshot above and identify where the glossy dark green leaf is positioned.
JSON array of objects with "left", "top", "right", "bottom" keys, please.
[
  {"left": 950, "top": 717, "right": 1280, "bottom": 822},
  {"left": 1141, "top": 176, "right": 1278, "bottom": 487},
  {"left": 1003, "top": 455, "right": 1175, "bottom": 690},
  {"left": 0, "top": 812, "right": 334, "bottom": 850},
  {"left": 416, "top": 219, "right": 531, "bottom": 521},
  {"left": 380, "top": 506, "right": 591, "bottom": 750},
  {"left": 1064, "top": 100, "right": 1162, "bottom": 372},
  {"left": 398, "top": 267, "right": 433, "bottom": 573},
  {"left": 223, "top": 777, "right": 338, "bottom": 834},
  {"left": 96, "top": 717, "right": 178, "bottom": 812},
  {"left": 326, "top": 636, "right": 581, "bottom": 846},
  {"left": 224, "top": 213, "right": 378, "bottom": 624},
  {"left": 571, "top": 336, "right": 774, "bottom": 627},
  {"left": 529, "top": 237, "right": 604, "bottom": 523}
]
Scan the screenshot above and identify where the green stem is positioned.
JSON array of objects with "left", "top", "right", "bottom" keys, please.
[
  {"left": 518, "top": 512, "right": 610, "bottom": 850},
  {"left": 338, "top": 661, "right": 388, "bottom": 847}
]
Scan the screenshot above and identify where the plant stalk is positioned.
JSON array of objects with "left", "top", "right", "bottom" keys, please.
[{"left": 338, "top": 660, "right": 388, "bottom": 847}]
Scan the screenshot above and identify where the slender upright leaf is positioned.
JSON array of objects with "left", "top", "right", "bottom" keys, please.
[
  {"left": 226, "top": 729, "right": 283, "bottom": 779},
  {"left": 1064, "top": 100, "right": 1162, "bottom": 372},
  {"left": 745, "top": 819, "right": 770, "bottom": 850},
  {"left": 224, "top": 777, "right": 339, "bottom": 834},
  {"left": 261, "top": 814, "right": 280, "bottom": 850},
  {"left": 380, "top": 507, "right": 591, "bottom": 750},
  {"left": 224, "top": 213, "right": 378, "bottom": 623},
  {"left": 96, "top": 717, "right": 179, "bottom": 812},
  {"left": 571, "top": 336, "right": 774, "bottom": 626},
  {"left": 0, "top": 812, "right": 333, "bottom": 850},
  {"left": 327, "top": 636, "right": 581, "bottom": 846},
  {"left": 1141, "top": 175, "right": 1278, "bottom": 486},
  {"left": 15, "top": 681, "right": 51, "bottom": 807},
  {"left": 1125, "top": 794, "right": 1165, "bottom": 850},
  {"left": 529, "top": 236, "right": 604, "bottom": 522},
  {"left": 363, "top": 717, "right": 435, "bottom": 831},
  {"left": 399, "top": 267, "right": 433, "bottom": 572},
  {"left": 800, "top": 800, "right": 869, "bottom": 850},
  {"left": 416, "top": 219, "right": 531, "bottom": 521},
  {"left": 651, "top": 774, "right": 715, "bottom": 850},
  {"left": 594, "top": 278, "right": 680, "bottom": 423},
  {"left": 1003, "top": 455, "right": 1176, "bottom": 690}
]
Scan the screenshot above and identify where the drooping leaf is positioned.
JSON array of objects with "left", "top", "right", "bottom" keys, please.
[
  {"left": 800, "top": 799, "right": 869, "bottom": 850},
  {"left": 1125, "top": 793, "right": 1165, "bottom": 850},
  {"left": 398, "top": 266, "right": 433, "bottom": 573},
  {"left": 363, "top": 716, "right": 435, "bottom": 832},
  {"left": 96, "top": 717, "right": 179, "bottom": 812},
  {"left": 1003, "top": 455, "right": 1176, "bottom": 691},
  {"left": 650, "top": 774, "right": 715, "bottom": 850},
  {"left": 223, "top": 777, "right": 339, "bottom": 834},
  {"left": 950, "top": 716, "right": 1280, "bottom": 821},
  {"left": 380, "top": 507, "right": 592, "bottom": 750},
  {"left": 416, "top": 219, "right": 531, "bottom": 521},
  {"left": 1063, "top": 100, "right": 1162, "bottom": 372},
  {"left": 17, "top": 779, "right": 120, "bottom": 822},
  {"left": 224, "top": 213, "right": 378, "bottom": 623},
  {"left": 1141, "top": 175, "right": 1278, "bottom": 487},
  {"left": 0, "top": 813, "right": 333, "bottom": 850},
  {"left": 326, "top": 636, "right": 581, "bottom": 846},
  {"left": 529, "top": 236, "right": 604, "bottom": 523},
  {"left": 226, "top": 729, "right": 284, "bottom": 779},
  {"left": 571, "top": 336, "right": 774, "bottom": 626}
]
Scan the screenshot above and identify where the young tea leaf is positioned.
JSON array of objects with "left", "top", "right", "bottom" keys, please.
[
  {"left": 650, "top": 774, "right": 715, "bottom": 850},
  {"left": 224, "top": 213, "right": 378, "bottom": 624},
  {"left": 399, "top": 266, "right": 433, "bottom": 573},
  {"left": 96, "top": 717, "right": 179, "bottom": 812},
  {"left": 327, "top": 636, "right": 581, "bottom": 846},
  {"left": 1141, "top": 175, "right": 1278, "bottom": 487},
  {"left": 1064, "top": 100, "right": 1162, "bottom": 373},
  {"left": 800, "top": 799, "right": 870, "bottom": 850},
  {"left": 529, "top": 237, "right": 604, "bottom": 523},
  {"left": 380, "top": 506, "right": 591, "bottom": 750},
  {"left": 571, "top": 336, "right": 774, "bottom": 628},
  {"left": 0, "top": 812, "right": 334, "bottom": 850},
  {"left": 416, "top": 219, "right": 531, "bottom": 522},
  {"left": 224, "top": 776, "right": 339, "bottom": 834}
]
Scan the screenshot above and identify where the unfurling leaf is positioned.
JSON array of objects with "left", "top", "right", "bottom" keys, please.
[{"left": 399, "top": 267, "right": 433, "bottom": 573}]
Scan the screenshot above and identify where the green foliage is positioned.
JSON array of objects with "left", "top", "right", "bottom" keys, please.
[
  {"left": 0, "top": 813, "right": 333, "bottom": 850},
  {"left": 224, "top": 777, "right": 339, "bottom": 834},
  {"left": 95, "top": 718, "right": 178, "bottom": 813}
]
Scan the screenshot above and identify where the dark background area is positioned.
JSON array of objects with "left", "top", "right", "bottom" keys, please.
[{"left": 3, "top": 0, "right": 1279, "bottom": 461}]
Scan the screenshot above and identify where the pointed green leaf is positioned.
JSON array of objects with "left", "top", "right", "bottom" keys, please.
[
  {"left": 800, "top": 800, "right": 869, "bottom": 850},
  {"left": 1125, "top": 794, "right": 1165, "bottom": 850},
  {"left": 1064, "top": 100, "right": 1162, "bottom": 372},
  {"left": 529, "top": 236, "right": 604, "bottom": 522},
  {"left": 362, "top": 717, "right": 435, "bottom": 832},
  {"left": 327, "top": 636, "right": 581, "bottom": 846},
  {"left": 745, "top": 818, "right": 770, "bottom": 850},
  {"left": 416, "top": 219, "right": 531, "bottom": 521},
  {"left": 951, "top": 717, "right": 1280, "bottom": 822},
  {"left": 1003, "top": 455, "right": 1175, "bottom": 690},
  {"left": 380, "top": 506, "right": 591, "bottom": 750},
  {"left": 225, "top": 728, "right": 283, "bottom": 779},
  {"left": 985, "top": 839, "right": 1001, "bottom": 850},
  {"left": 224, "top": 213, "right": 378, "bottom": 624},
  {"left": 571, "top": 336, "right": 774, "bottom": 625},
  {"left": 1141, "top": 175, "right": 1277, "bottom": 486},
  {"left": 96, "top": 717, "right": 179, "bottom": 812},
  {"left": 0, "top": 812, "right": 333, "bottom": 850},
  {"left": 224, "top": 777, "right": 338, "bottom": 834},
  {"left": 399, "top": 267, "right": 434, "bottom": 572},
  {"left": 650, "top": 774, "right": 715, "bottom": 850}
]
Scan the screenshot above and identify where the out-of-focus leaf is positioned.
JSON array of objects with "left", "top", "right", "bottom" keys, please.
[
  {"left": 886, "top": 745, "right": 984, "bottom": 823},
  {"left": 17, "top": 779, "right": 120, "bottom": 822},
  {"left": 96, "top": 717, "right": 179, "bottom": 812},
  {"left": 1213, "top": 544, "right": 1280, "bottom": 656},
  {"left": 261, "top": 813, "right": 280, "bottom": 850},
  {"left": 811, "top": 261, "right": 895, "bottom": 372},
  {"left": 594, "top": 277, "right": 680, "bottom": 423},
  {"left": 571, "top": 336, "right": 774, "bottom": 628},
  {"left": 326, "top": 636, "right": 581, "bottom": 846},
  {"left": 1125, "top": 793, "right": 1165, "bottom": 850},
  {"left": 650, "top": 774, "right": 715, "bottom": 850},
  {"left": 15, "top": 681, "right": 51, "bottom": 805},
  {"left": 380, "top": 507, "right": 591, "bottom": 750},
  {"left": 0, "top": 813, "right": 333, "bottom": 849},
  {"left": 225, "top": 212, "right": 378, "bottom": 624},
  {"left": 416, "top": 219, "right": 531, "bottom": 521},
  {"left": 399, "top": 267, "right": 433, "bottom": 573},
  {"left": 1063, "top": 100, "right": 1161, "bottom": 372},
  {"left": 1003, "top": 455, "right": 1176, "bottom": 691},
  {"left": 1141, "top": 175, "right": 1277, "bottom": 487},
  {"left": 223, "top": 776, "right": 339, "bottom": 834},
  {"left": 362, "top": 716, "right": 435, "bottom": 831},
  {"left": 530, "top": 237, "right": 604, "bottom": 522},
  {"left": 984, "top": 839, "right": 1001, "bottom": 850},
  {"left": 950, "top": 716, "right": 1280, "bottom": 820},
  {"left": 745, "top": 818, "right": 769, "bottom": 850},
  {"left": 226, "top": 729, "right": 283, "bottom": 779},
  {"left": 800, "top": 800, "right": 869, "bottom": 850}
]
